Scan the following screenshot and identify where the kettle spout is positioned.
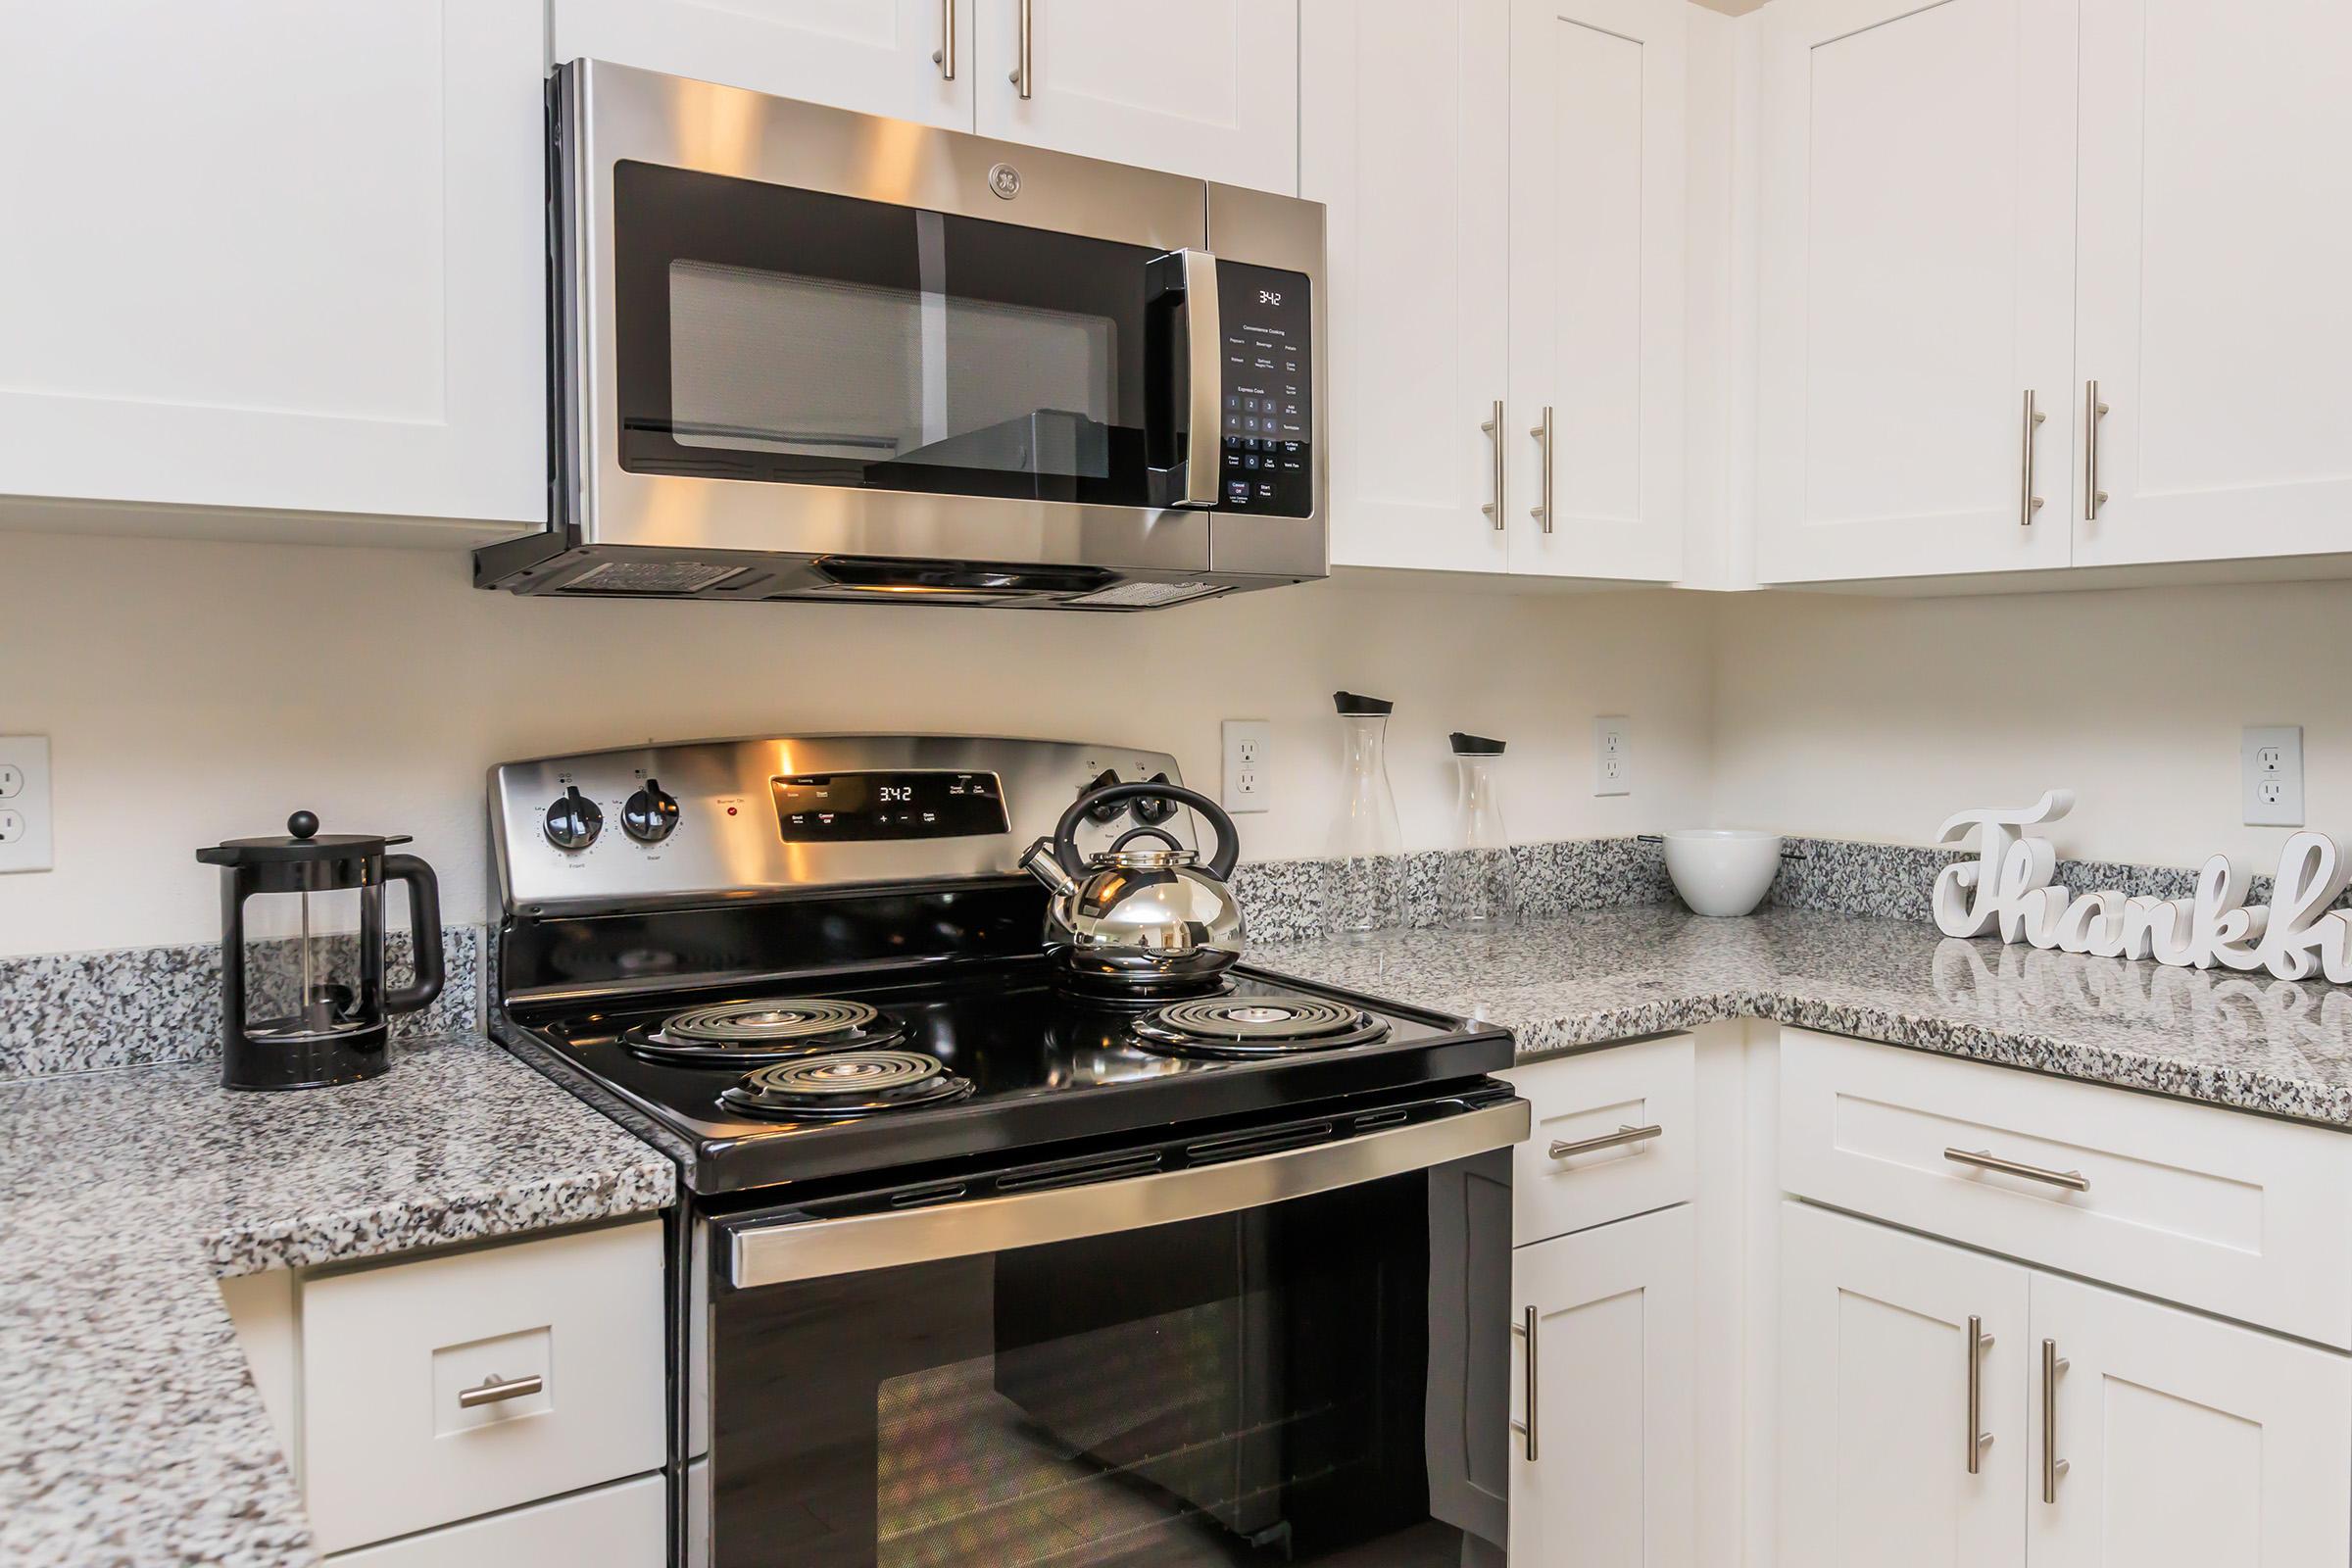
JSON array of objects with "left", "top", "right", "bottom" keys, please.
[{"left": 1020, "top": 838, "right": 1079, "bottom": 898}]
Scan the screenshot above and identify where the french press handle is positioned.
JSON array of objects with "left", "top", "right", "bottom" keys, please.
[{"left": 384, "top": 854, "right": 444, "bottom": 1013}]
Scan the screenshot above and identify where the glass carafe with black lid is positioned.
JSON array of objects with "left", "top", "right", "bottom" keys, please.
[{"left": 196, "top": 812, "right": 442, "bottom": 1091}]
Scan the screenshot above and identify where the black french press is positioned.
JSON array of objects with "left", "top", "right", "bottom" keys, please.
[{"left": 196, "top": 812, "right": 443, "bottom": 1091}]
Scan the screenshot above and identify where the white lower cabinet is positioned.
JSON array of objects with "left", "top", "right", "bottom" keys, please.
[
  {"left": 1780, "top": 1200, "right": 2352, "bottom": 1568},
  {"left": 2029, "top": 1271, "right": 2351, "bottom": 1568},
  {"left": 1512, "top": 1204, "right": 1696, "bottom": 1566},
  {"left": 324, "top": 1473, "right": 664, "bottom": 1568}
]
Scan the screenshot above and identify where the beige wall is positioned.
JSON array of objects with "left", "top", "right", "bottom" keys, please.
[
  {"left": 1710, "top": 583, "right": 2352, "bottom": 871},
  {"left": 0, "top": 531, "right": 1714, "bottom": 956}
]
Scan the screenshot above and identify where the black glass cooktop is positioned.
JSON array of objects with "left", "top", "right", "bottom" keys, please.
[{"left": 504, "top": 959, "right": 1510, "bottom": 1196}]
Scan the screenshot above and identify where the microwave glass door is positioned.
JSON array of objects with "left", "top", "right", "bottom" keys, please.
[
  {"left": 614, "top": 163, "right": 1172, "bottom": 507},
  {"left": 707, "top": 1152, "right": 1510, "bottom": 1568}
]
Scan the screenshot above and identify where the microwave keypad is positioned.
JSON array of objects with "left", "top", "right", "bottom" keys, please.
[{"left": 1214, "top": 262, "right": 1312, "bottom": 517}]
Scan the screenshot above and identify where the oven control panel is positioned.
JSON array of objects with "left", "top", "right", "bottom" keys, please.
[{"left": 1214, "top": 261, "right": 1312, "bottom": 518}]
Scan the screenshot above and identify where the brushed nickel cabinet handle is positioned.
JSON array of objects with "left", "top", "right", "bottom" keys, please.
[
  {"left": 1008, "top": 0, "right": 1033, "bottom": 97},
  {"left": 932, "top": 0, "right": 956, "bottom": 78},
  {"left": 1481, "top": 400, "right": 1506, "bottom": 529},
  {"left": 1966, "top": 1316, "right": 1995, "bottom": 1475},
  {"left": 2083, "top": 379, "right": 2109, "bottom": 519},
  {"left": 2041, "top": 1339, "right": 2069, "bottom": 1503},
  {"left": 2020, "top": 389, "right": 2047, "bottom": 526},
  {"left": 1548, "top": 1123, "right": 1662, "bottom": 1160},
  {"left": 1509, "top": 1304, "right": 1540, "bottom": 1461},
  {"left": 1529, "top": 406, "right": 1555, "bottom": 534},
  {"left": 1944, "top": 1147, "right": 2088, "bottom": 1192},
  {"left": 458, "top": 1371, "right": 544, "bottom": 1409}
]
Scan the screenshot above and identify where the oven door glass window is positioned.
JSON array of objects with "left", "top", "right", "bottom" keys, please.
[
  {"left": 707, "top": 1154, "right": 1510, "bottom": 1567},
  {"left": 614, "top": 162, "right": 1168, "bottom": 507}
]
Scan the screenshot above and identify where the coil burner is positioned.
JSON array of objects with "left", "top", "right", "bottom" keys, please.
[
  {"left": 719, "top": 1051, "right": 976, "bottom": 1120},
  {"left": 622, "top": 1000, "right": 908, "bottom": 1066},
  {"left": 1130, "top": 997, "right": 1391, "bottom": 1060}
]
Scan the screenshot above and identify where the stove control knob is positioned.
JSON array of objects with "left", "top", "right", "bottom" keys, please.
[
  {"left": 1132, "top": 773, "right": 1179, "bottom": 825},
  {"left": 1082, "top": 769, "right": 1129, "bottom": 824},
  {"left": 622, "top": 777, "right": 680, "bottom": 844},
  {"left": 544, "top": 785, "right": 603, "bottom": 851}
]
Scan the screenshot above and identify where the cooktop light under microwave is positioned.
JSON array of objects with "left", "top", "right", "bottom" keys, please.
[{"left": 475, "top": 61, "right": 1327, "bottom": 611}]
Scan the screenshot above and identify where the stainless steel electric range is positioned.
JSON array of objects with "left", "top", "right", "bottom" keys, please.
[{"left": 487, "top": 735, "right": 1526, "bottom": 1568}]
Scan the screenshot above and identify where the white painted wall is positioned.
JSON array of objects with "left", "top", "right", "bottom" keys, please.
[
  {"left": 1710, "top": 583, "right": 2352, "bottom": 869},
  {"left": 0, "top": 531, "right": 1715, "bottom": 956}
]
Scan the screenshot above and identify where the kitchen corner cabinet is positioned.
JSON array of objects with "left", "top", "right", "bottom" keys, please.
[
  {"left": 1512, "top": 1204, "right": 1697, "bottom": 1567},
  {"left": 1781, "top": 1201, "right": 2352, "bottom": 1568},
  {"left": 0, "top": 0, "right": 546, "bottom": 536},
  {"left": 1305, "top": 0, "right": 1686, "bottom": 583},
  {"left": 1753, "top": 0, "right": 2077, "bottom": 584},
  {"left": 2069, "top": 0, "right": 2352, "bottom": 568}
]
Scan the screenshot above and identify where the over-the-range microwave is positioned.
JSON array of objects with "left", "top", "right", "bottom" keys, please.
[{"left": 475, "top": 61, "right": 1328, "bottom": 611}]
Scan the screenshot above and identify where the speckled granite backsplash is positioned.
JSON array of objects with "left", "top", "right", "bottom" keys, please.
[{"left": 0, "top": 926, "right": 483, "bottom": 1081}]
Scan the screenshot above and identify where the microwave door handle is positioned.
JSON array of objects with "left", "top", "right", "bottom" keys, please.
[
  {"left": 1177, "top": 250, "right": 1220, "bottom": 508},
  {"left": 1147, "top": 248, "right": 1221, "bottom": 510},
  {"left": 727, "top": 1098, "right": 1530, "bottom": 1289}
]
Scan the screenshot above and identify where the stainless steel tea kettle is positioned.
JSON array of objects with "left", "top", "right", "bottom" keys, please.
[{"left": 1020, "top": 781, "right": 1245, "bottom": 997}]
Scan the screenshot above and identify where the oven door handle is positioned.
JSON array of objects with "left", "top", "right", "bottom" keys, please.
[
  {"left": 1144, "top": 247, "right": 1221, "bottom": 510},
  {"left": 726, "top": 1098, "right": 1529, "bottom": 1289}
]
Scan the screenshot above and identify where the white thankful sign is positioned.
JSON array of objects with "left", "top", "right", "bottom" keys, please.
[{"left": 1934, "top": 791, "right": 2352, "bottom": 983}]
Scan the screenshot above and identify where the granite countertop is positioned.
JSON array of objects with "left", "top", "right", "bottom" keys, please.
[
  {"left": 0, "top": 1033, "right": 674, "bottom": 1568},
  {"left": 1258, "top": 903, "right": 2352, "bottom": 1128}
]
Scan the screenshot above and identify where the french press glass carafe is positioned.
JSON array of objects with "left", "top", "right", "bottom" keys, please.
[{"left": 196, "top": 811, "right": 443, "bottom": 1091}]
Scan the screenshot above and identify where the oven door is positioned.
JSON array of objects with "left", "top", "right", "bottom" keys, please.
[
  {"left": 695, "top": 1094, "right": 1524, "bottom": 1568},
  {"left": 561, "top": 60, "right": 1230, "bottom": 578}
]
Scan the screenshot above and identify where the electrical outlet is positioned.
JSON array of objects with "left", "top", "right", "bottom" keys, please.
[
  {"left": 1222, "top": 719, "right": 1272, "bottom": 813},
  {"left": 1594, "top": 715, "right": 1632, "bottom": 797},
  {"left": 2242, "top": 724, "right": 2304, "bottom": 827},
  {"left": 0, "top": 737, "right": 53, "bottom": 872}
]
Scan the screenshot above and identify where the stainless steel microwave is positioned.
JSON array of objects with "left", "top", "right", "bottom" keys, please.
[{"left": 475, "top": 61, "right": 1328, "bottom": 611}]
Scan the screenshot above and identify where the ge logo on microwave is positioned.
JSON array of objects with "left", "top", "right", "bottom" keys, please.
[
  {"left": 1258, "top": 290, "right": 1283, "bottom": 306},
  {"left": 987, "top": 163, "right": 1022, "bottom": 200}
]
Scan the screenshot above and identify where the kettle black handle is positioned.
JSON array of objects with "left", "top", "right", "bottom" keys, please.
[
  {"left": 383, "top": 853, "right": 444, "bottom": 1014},
  {"left": 1055, "top": 783, "right": 1239, "bottom": 881}
]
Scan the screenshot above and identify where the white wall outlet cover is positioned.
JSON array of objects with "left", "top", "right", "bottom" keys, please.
[
  {"left": 1221, "top": 719, "right": 1272, "bottom": 813},
  {"left": 2242, "top": 724, "right": 2304, "bottom": 827},
  {"left": 0, "top": 736, "right": 53, "bottom": 873},
  {"left": 1593, "top": 715, "right": 1631, "bottom": 797}
]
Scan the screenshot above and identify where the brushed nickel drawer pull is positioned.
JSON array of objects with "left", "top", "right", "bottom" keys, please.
[
  {"left": 1944, "top": 1147, "right": 2088, "bottom": 1192},
  {"left": 2020, "top": 389, "right": 2046, "bottom": 526},
  {"left": 1481, "top": 399, "right": 1506, "bottom": 529},
  {"left": 1529, "top": 405, "right": 1555, "bottom": 534},
  {"left": 932, "top": 0, "right": 956, "bottom": 78},
  {"left": 458, "top": 1371, "right": 544, "bottom": 1409},
  {"left": 1509, "top": 1304, "right": 1539, "bottom": 1461},
  {"left": 2083, "top": 379, "right": 2109, "bottom": 519},
  {"left": 1966, "top": 1316, "right": 1994, "bottom": 1475},
  {"left": 1008, "top": 0, "right": 1033, "bottom": 97},
  {"left": 2041, "top": 1339, "right": 2069, "bottom": 1503},
  {"left": 1549, "top": 1123, "right": 1662, "bottom": 1160}
]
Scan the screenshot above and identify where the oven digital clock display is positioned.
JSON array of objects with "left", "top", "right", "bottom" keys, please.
[{"left": 769, "top": 770, "right": 1009, "bottom": 842}]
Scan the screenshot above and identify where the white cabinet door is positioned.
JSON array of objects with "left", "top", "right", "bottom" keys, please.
[
  {"left": 1754, "top": 0, "right": 2077, "bottom": 583},
  {"left": 1303, "top": 0, "right": 1509, "bottom": 573},
  {"left": 551, "top": 0, "right": 973, "bottom": 128},
  {"left": 2071, "top": 0, "right": 2352, "bottom": 566},
  {"left": 1779, "top": 1202, "right": 2028, "bottom": 1568},
  {"left": 973, "top": 1, "right": 1298, "bottom": 193},
  {"left": 2028, "top": 1273, "right": 2352, "bottom": 1568},
  {"left": 1506, "top": 0, "right": 1687, "bottom": 582},
  {"left": 1512, "top": 1205, "right": 1696, "bottom": 1567},
  {"left": 0, "top": 0, "right": 545, "bottom": 532}
]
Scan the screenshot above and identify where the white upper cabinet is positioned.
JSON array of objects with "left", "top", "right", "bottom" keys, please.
[
  {"left": 0, "top": 0, "right": 546, "bottom": 535},
  {"left": 974, "top": 1, "right": 1299, "bottom": 193},
  {"left": 2071, "top": 0, "right": 2352, "bottom": 567},
  {"left": 1303, "top": 0, "right": 1510, "bottom": 574},
  {"left": 1507, "top": 0, "right": 1686, "bottom": 582},
  {"left": 551, "top": 0, "right": 974, "bottom": 126},
  {"left": 1754, "top": 0, "right": 2077, "bottom": 583}
]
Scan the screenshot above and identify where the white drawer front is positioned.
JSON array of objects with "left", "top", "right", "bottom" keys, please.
[
  {"left": 1780, "top": 1030, "right": 2352, "bottom": 1347},
  {"left": 302, "top": 1220, "right": 666, "bottom": 1553},
  {"left": 1501, "top": 1035, "right": 1695, "bottom": 1247},
  {"left": 324, "top": 1472, "right": 664, "bottom": 1567}
]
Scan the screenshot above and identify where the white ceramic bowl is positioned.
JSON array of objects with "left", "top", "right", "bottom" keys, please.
[{"left": 1661, "top": 829, "right": 1784, "bottom": 917}]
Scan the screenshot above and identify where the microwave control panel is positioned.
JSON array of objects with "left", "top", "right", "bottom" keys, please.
[{"left": 1214, "top": 262, "right": 1313, "bottom": 517}]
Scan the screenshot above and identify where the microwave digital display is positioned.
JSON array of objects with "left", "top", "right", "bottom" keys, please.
[{"left": 769, "top": 771, "right": 1009, "bottom": 842}]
